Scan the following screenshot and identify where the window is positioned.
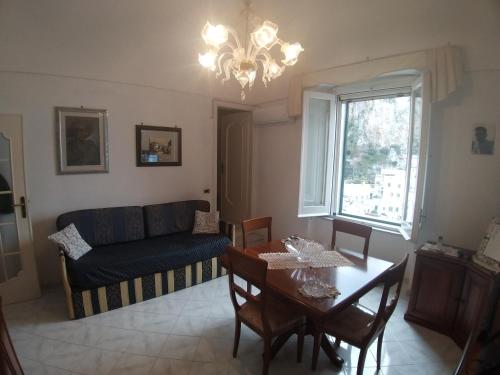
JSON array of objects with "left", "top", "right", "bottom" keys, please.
[
  {"left": 337, "top": 91, "right": 411, "bottom": 225},
  {"left": 299, "top": 75, "right": 430, "bottom": 241}
]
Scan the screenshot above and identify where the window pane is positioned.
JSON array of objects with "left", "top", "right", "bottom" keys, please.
[
  {"left": 340, "top": 95, "right": 411, "bottom": 224},
  {"left": 303, "top": 97, "right": 330, "bottom": 207}
]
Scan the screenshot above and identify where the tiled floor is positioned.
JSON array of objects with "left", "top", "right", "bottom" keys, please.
[{"left": 4, "top": 276, "right": 462, "bottom": 375}]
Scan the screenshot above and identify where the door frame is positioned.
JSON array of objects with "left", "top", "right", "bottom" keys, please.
[
  {"left": 211, "top": 100, "right": 255, "bottom": 223},
  {"left": 0, "top": 113, "right": 41, "bottom": 304}
]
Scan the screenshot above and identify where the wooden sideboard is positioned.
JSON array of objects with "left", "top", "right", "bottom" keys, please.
[{"left": 405, "top": 247, "right": 499, "bottom": 349}]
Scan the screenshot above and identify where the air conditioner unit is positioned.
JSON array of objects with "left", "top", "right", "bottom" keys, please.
[{"left": 253, "top": 100, "right": 294, "bottom": 125}]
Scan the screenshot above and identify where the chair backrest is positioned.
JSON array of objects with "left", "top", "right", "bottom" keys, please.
[
  {"left": 368, "top": 254, "right": 409, "bottom": 340},
  {"left": 241, "top": 216, "right": 272, "bottom": 248},
  {"left": 1, "top": 298, "right": 24, "bottom": 375},
  {"left": 331, "top": 219, "right": 372, "bottom": 257},
  {"left": 225, "top": 246, "right": 272, "bottom": 333}
]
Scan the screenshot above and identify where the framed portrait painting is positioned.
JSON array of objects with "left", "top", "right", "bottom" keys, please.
[
  {"left": 136, "top": 125, "right": 182, "bottom": 166},
  {"left": 56, "top": 107, "right": 109, "bottom": 174},
  {"left": 471, "top": 123, "right": 495, "bottom": 155}
]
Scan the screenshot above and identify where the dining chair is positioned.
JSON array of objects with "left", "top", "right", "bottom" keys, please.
[
  {"left": 311, "top": 254, "right": 409, "bottom": 374},
  {"left": 226, "top": 245, "right": 305, "bottom": 375},
  {"left": 241, "top": 216, "right": 272, "bottom": 294},
  {"left": 241, "top": 216, "right": 272, "bottom": 248},
  {"left": 1, "top": 297, "right": 24, "bottom": 375},
  {"left": 331, "top": 219, "right": 372, "bottom": 257}
]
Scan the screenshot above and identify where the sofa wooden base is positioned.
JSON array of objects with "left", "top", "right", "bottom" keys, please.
[{"left": 62, "top": 255, "right": 227, "bottom": 319}]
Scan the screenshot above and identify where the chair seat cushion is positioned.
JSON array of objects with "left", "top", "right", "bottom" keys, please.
[
  {"left": 237, "top": 299, "right": 304, "bottom": 336},
  {"left": 323, "top": 304, "right": 377, "bottom": 347},
  {"left": 66, "top": 232, "right": 231, "bottom": 290}
]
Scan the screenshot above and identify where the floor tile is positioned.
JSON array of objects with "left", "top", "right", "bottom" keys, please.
[
  {"left": 160, "top": 334, "right": 200, "bottom": 360},
  {"left": 194, "top": 336, "right": 235, "bottom": 363},
  {"left": 382, "top": 362, "right": 450, "bottom": 375},
  {"left": 190, "top": 361, "right": 229, "bottom": 375},
  {"left": 171, "top": 315, "right": 207, "bottom": 336},
  {"left": 95, "top": 326, "right": 136, "bottom": 352},
  {"left": 11, "top": 333, "right": 46, "bottom": 361},
  {"left": 150, "top": 358, "right": 192, "bottom": 375},
  {"left": 42, "top": 340, "right": 90, "bottom": 371},
  {"left": 108, "top": 353, "right": 155, "bottom": 375},
  {"left": 125, "top": 331, "right": 168, "bottom": 356},
  {"left": 343, "top": 367, "right": 382, "bottom": 375},
  {"left": 66, "top": 323, "right": 104, "bottom": 346},
  {"left": 76, "top": 348, "right": 122, "bottom": 375},
  {"left": 19, "top": 356, "right": 74, "bottom": 375},
  {"left": 136, "top": 312, "right": 178, "bottom": 334}
]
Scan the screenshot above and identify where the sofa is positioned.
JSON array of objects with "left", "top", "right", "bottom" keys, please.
[{"left": 57, "top": 200, "right": 234, "bottom": 319}]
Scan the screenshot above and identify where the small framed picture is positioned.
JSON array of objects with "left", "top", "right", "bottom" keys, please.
[
  {"left": 55, "top": 107, "right": 109, "bottom": 174},
  {"left": 136, "top": 125, "right": 182, "bottom": 166},
  {"left": 471, "top": 124, "right": 495, "bottom": 155},
  {"left": 474, "top": 217, "right": 500, "bottom": 273}
]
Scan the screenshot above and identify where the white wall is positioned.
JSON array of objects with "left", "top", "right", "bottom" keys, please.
[
  {"left": 0, "top": 72, "right": 215, "bottom": 286},
  {"left": 425, "top": 71, "right": 500, "bottom": 248},
  {"left": 252, "top": 70, "right": 500, "bottom": 280}
]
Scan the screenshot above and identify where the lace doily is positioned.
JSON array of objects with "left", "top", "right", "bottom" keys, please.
[{"left": 258, "top": 251, "right": 354, "bottom": 270}]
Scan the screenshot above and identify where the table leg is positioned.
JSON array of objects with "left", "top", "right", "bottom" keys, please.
[
  {"left": 321, "top": 334, "right": 344, "bottom": 367},
  {"left": 270, "top": 331, "right": 294, "bottom": 360}
]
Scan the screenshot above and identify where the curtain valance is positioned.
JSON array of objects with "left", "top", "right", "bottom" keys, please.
[{"left": 287, "top": 45, "right": 464, "bottom": 117}]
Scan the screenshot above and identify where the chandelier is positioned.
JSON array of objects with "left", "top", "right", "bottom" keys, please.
[{"left": 198, "top": 1, "right": 304, "bottom": 100}]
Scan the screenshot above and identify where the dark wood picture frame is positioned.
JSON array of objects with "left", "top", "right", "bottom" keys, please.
[{"left": 136, "top": 125, "right": 182, "bottom": 167}]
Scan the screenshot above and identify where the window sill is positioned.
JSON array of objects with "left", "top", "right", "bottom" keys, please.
[{"left": 319, "top": 214, "right": 403, "bottom": 237}]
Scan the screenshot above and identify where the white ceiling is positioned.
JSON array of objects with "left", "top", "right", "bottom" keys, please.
[{"left": 1, "top": 0, "right": 499, "bottom": 104}]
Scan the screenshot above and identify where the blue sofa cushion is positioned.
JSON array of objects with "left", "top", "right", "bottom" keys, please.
[
  {"left": 65, "top": 232, "right": 231, "bottom": 290},
  {"left": 143, "top": 200, "right": 210, "bottom": 237},
  {"left": 56, "top": 206, "right": 145, "bottom": 247}
]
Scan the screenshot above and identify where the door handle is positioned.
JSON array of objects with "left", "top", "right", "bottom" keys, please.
[{"left": 13, "top": 196, "right": 26, "bottom": 218}]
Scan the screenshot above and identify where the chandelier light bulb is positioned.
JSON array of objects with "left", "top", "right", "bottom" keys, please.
[
  {"left": 251, "top": 20, "right": 278, "bottom": 50},
  {"left": 201, "top": 22, "right": 228, "bottom": 47},
  {"left": 198, "top": 51, "right": 217, "bottom": 71},
  {"left": 281, "top": 42, "right": 304, "bottom": 66},
  {"left": 268, "top": 60, "right": 283, "bottom": 79}
]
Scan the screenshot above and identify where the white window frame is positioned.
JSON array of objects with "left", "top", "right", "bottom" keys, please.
[
  {"left": 298, "top": 91, "right": 336, "bottom": 217},
  {"left": 400, "top": 75, "right": 431, "bottom": 240},
  {"left": 298, "top": 75, "right": 431, "bottom": 241},
  {"left": 333, "top": 88, "right": 412, "bottom": 224}
]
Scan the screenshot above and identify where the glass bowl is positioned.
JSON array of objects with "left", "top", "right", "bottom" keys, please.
[{"left": 284, "top": 237, "right": 324, "bottom": 262}]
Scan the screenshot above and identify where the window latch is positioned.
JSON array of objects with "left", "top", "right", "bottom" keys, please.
[{"left": 419, "top": 211, "right": 427, "bottom": 225}]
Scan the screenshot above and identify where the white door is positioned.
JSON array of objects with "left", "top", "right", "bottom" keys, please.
[
  {"left": 0, "top": 114, "right": 40, "bottom": 305},
  {"left": 220, "top": 111, "right": 252, "bottom": 224}
]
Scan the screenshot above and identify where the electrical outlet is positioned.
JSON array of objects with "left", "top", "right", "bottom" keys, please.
[{"left": 203, "top": 188, "right": 210, "bottom": 194}]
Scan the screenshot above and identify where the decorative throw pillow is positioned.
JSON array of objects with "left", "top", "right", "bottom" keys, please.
[
  {"left": 48, "top": 223, "right": 92, "bottom": 260},
  {"left": 192, "top": 210, "right": 220, "bottom": 234}
]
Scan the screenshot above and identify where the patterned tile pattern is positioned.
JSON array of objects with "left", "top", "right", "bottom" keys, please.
[{"left": 5, "top": 277, "right": 462, "bottom": 375}]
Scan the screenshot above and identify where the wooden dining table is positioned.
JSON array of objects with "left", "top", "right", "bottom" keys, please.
[{"left": 231, "top": 240, "right": 394, "bottom": 369}]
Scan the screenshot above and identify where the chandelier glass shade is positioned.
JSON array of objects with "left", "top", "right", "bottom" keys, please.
[{"left": 198, "top": 4, "right": 303, "bottom": 100}]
